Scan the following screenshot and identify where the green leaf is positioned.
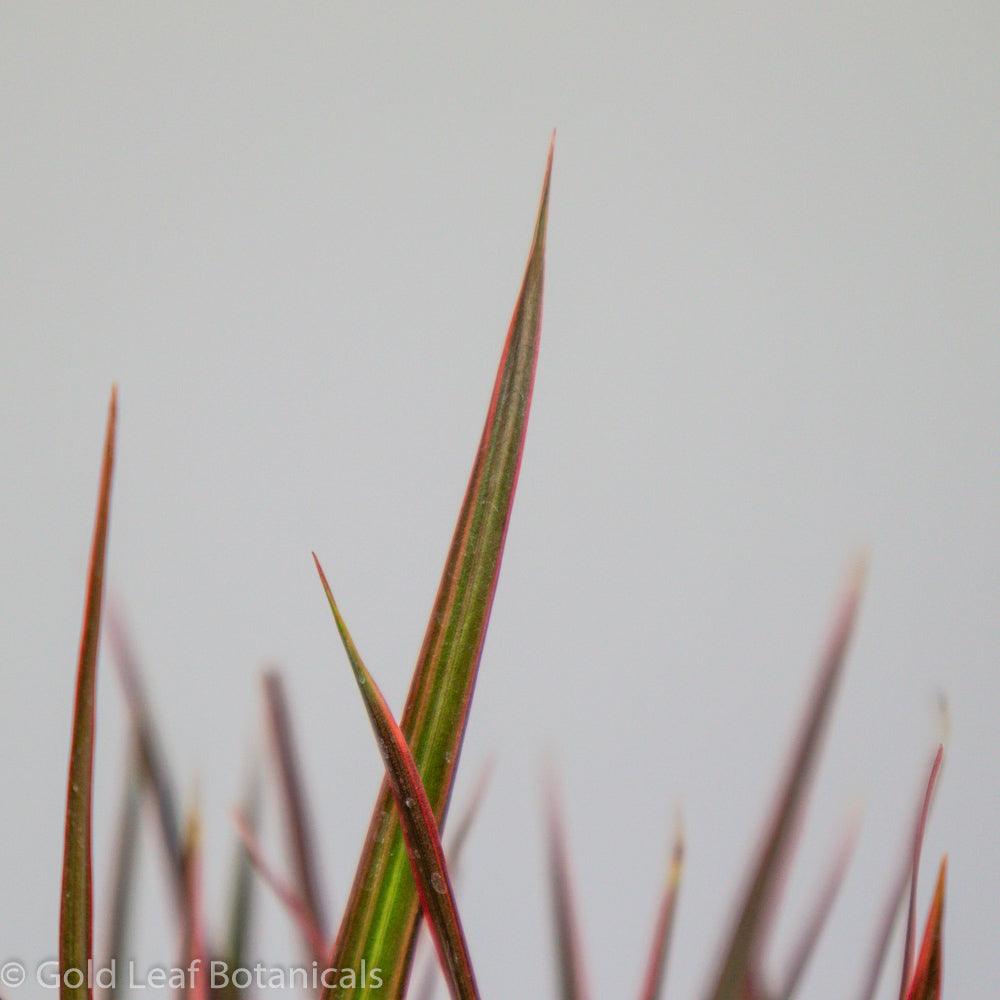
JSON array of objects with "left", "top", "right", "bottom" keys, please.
[
  {"left": 315, "top": 556, "right": 479, "bottom": 1000},
  {"left": 326, "top": 139, "right": 553, "bottom": 998},
  {"left": 708, "top": 560, "right": 866, "bottom": 1000},
  {"left": 60, "top": 388, "right": 116, "bottom": 1000}
]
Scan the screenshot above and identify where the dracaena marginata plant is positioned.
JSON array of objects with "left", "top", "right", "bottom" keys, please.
[{"left": 50, "top": 139, "right": 946, "bottom": 1000}]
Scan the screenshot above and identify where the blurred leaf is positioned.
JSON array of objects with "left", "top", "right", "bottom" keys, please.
[
  {"left": 856, "top": 747, "right": 943, "bottom": 1000},
  {"left": 108, "top": 611, "right": 186, "bottom": 915},
  {"left": 898, "top": 747, "right": 944, "bottom": 1000},
  {"left": 263, "top": 670, "right": 328, "bottom": 940},
  {"left": 233, "top": 810, "right": 327, "bottom": 966},
  {"left": 182, "top": 805, "right": 210, "bottom": 1000},
  {"left": 903, "top": 858, "right": 945, "bottom": 1000},
  {"left": 708, "top": 560, "right": 866, "bottom": 1000},
  {"left": 102, "top": 741, "right": 143, "bottom": 1000},
  {"left": 60, "top": 388, "right": 116, "bottom": 1000},
  {"left": 639, "top": 820, "right": 684, "bottom": 1000},
  {"left": 223, "top": 767, "right": 261, "bottom": 1000},
  {"left": 327, "top": 139, "right": 552, "bottom": 998},
  {"left": 546, "top": 778, "right": 590, "bottom": 1000},
  {"left": 776, "top": 811, "right": 859, "bottom": 999},
  {"left": 315, "top": 557, "right": 479, "bottom": 1000}
]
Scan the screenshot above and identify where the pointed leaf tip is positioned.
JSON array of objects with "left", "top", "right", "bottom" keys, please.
[
  {"left": 708, "top": 564, "right": 865, "bottom": 1000},
  {"left": 315, "top": 559, "right": 480, "bottom": 1000},
  {"left": 60, "top": 393, "right": 117, "bottom": 1000},
  {"left": 327, "top": 144, "right": 551, "bottom": 998},
  {"left": 855, "top": 749, "right": 943, "bottom": 1000}
]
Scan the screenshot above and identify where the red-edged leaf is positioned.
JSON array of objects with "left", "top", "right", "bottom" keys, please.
[
  {"left": 904, "top": 858, "right": 946, "bottom": 1000},
  {"left": 776, "top": 810, "right": 860, "bottom": 999},
  {"left": 856, "top": 747, "right": 943, "bottom": 1000},
  {"left": 314, "top": 555, "right": 479, "bottom": 1000},
  {"left": 328, "top": 138, "right": 552, "bottom": 998},
  {"left": 546, "top": 778, "right": 591, "bottom": 1000},
  {"left": 638, "top": 818, "right": 684, "bottom": 1000},
  {"left": 708, "top": 559, "right": 866, "bottom": 1000},
  {"left": 412, "top": 761, "right": 495, "bottom": 1000},
  {"left": 60, "top": 388, "right": 117, "bottom": 1000},
  {"left": 263, "top": 670, "right": 328, "bottom": 940},
  {"left": 898, "top": 747, "right": 944, "bottom": 1000},
  {"left": 233, "top": 810, "right": 327, "bottom": 966}
]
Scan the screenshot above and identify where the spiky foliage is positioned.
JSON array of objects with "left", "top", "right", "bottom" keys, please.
[{"left": 51, "top": 142, "right": 948, "bottom": 1000}]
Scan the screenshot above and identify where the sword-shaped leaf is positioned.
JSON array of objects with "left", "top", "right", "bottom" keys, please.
[
  {"left": 856, "top": 747, "right": 943, "bottom": 1000},
  {"left": 60, "top": 388, "right": 117, "bottom": 1000},
  {"left": 707, "top": 560, "right": 866, "bottom": 1000},
  {"left": 327, "top": 139, "right": 552, "bottom": 998},
  {"left": 315, "top": 557, "right": 479, "bottom": 1000}
]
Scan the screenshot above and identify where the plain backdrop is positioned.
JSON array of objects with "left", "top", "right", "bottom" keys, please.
[{"left": 1, "top": 4, "right": 997, "bottom": 998}]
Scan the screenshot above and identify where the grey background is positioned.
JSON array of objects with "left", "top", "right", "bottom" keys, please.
[{"left": 1, "top": 4, "right": 997, "bottom": 997}]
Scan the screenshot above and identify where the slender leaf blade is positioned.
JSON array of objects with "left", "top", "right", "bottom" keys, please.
[
  {"left": 776, "top": 811, "right": 860, "bottom": 999},
  {"left": 707, "top": 559, "right": 866, "bottom": 1000},
  {"left": 898, "top": 747, "right": 944, "bottom": 1000},
  {"left": 412, "top": 761, "right": 495, "bottom": 1000},
  {"left": 315, "top": 557, "right": 479, "bottom": 1000},
  {"left": 223, "top": 767, "right": 262, "bottom": 999},
  {"left": 639, "top": 820, "right": 685, "bottom": 1000},
  {"left": 60, "top": 388, "right": 117, "bottom": 1000},
  {"left": 263, "top": 670, "right": 328, "bottom": 939},
  {"left": 856, "top": 747, "right": 943, "bottom": 1000},
  {"left": 328, "top": 140, "right": 553, "bottom": 998},
  {"left": 108, "top": 611, "right": 186, "bottom": 913},
  {"left": 102, "top": 741, "right": 142, "bottom": 1000},
  {"left": 546, "top": 779, "right": 591, "bottom": 1000},
  {"left": 181, "top": 805, "right": 210, "bottom": 1000},
  {"left": 233, "top": 809, "right": 327, "bottom": 966}
]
